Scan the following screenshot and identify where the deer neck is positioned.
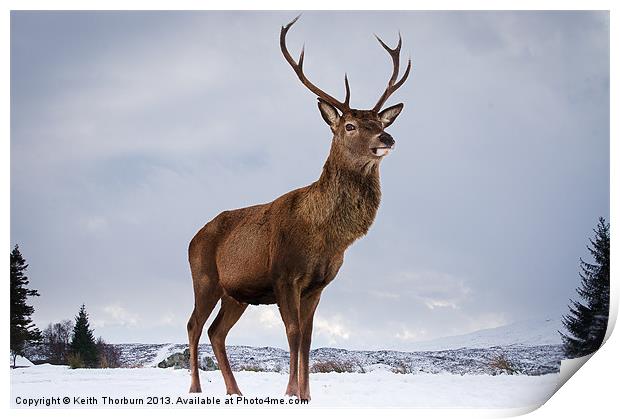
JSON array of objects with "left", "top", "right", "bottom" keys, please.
[{"left": 299, "top": 143, "right": 382, "bottom": 246}]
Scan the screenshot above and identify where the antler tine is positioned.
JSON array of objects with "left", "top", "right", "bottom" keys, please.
[
  {"left": 344, "top": 74, "right": 351, "bottom": 109},
  {"left": 373, "top": 33, "right": 411, "bottom": 111},
  {"left": 280, "top": 16, "right": 350, "bottom": 112}
]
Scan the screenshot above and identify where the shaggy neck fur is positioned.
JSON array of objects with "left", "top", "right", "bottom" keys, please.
[{"left": 299, "top": 142, "right": 382, "bottom": 248}]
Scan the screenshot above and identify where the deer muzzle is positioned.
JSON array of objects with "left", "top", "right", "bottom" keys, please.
[
  {"left": 379, "top": 132, "right": 395, "bottom": 147},
  {"left": 372, "top": 132, "right": 395, "bottom": 157}
]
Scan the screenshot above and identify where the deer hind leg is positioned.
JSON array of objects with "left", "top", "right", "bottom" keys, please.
[
  {"left": 207, "top": 295, "right": 247, "bottom": 395},
  {"left": 187, "top": 275, "right": 222, "bottom": 393}
]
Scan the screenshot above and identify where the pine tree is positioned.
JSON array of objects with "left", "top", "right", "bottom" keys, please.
[
  {"left": 69, "top": 305, "right": 99, "bottom": 368},
  {"left": 10, "top": 245, "right": 42, "bottom": 368},
  {"left": 561, "top": 218, "right": 610, "bottom": 358}
]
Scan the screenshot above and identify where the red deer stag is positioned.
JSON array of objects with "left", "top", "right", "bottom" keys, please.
[{"left": 187, "top": 16, "right": 411, "bottom": 400}]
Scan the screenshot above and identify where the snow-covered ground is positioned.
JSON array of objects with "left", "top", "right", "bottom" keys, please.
[
  {"left": 9, "top": 355, "right": 34, "bottom": 368},
  {"left": 12, "top": 319, "right": 565, "bottom": 408},
  {"left": 11, "top": 363, "right": 560, "bottom": 408}
]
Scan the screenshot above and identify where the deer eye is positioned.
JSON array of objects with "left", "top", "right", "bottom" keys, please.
[{"left": 345, "top": 123, "right": 356, "bottom": 131}]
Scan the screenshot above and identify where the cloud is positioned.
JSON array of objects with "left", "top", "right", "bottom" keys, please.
[
  {"left": 92, "top": 304, "right": 140, "bottom": 328},
  {"left": 369, "top": 290, "right": 400, "bottom": 300},
  {"left": 158, "top": 312, "right": 177, "bottom": 326},
  {"left": 253, "top": 306, "right": 352, "bottom": 346},
  {"left": 314, "top": 315, "right": 351, "bottom": 344},
  {"left": 257, "top": 306, "right": 280, "bottom": 329},
  {"left": 396, "top": 271, "right": 472, "bottom": 310},
  {"left": 80, "top": 215, "right": 109, "bottom": 236},
  {"left": 395, "top": 327, "right": 429, "bottom": 342}
]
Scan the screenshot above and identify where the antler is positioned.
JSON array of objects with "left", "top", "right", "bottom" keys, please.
[
  {"left": 372, "top": 33, "right": 411, "bottom": 112},
  {"left": 280, "top": 16, "right": 351, "bottom": 113}
]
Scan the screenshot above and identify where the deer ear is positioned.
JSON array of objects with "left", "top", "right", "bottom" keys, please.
[
  {"left": 379, "top": 103, "right": 404, "bottom": 128},
  {"left": 317, "top": 99, "right": 340, "bottom": 128}
]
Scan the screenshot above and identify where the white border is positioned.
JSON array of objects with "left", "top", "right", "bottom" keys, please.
[{"left": 3, "top": 1, "right": 616, "bottom": 418}]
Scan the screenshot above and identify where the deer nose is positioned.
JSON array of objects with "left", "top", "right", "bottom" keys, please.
[{"left": 379, "top": 132, "right": 395, "bottom": 147}]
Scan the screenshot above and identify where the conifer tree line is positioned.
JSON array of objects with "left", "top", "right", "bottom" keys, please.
[
  {"left": 561, "top": 217, "right": 611, "bottom": 358},
  {"left": 10, "top": 245, "right": 119, "bottom": 368}
]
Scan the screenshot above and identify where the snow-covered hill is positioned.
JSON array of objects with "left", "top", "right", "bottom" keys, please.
[
  {"left": 106, "top": 318, "right": 564, "bottom": 376},
  {"left": 23, "top": 318, "right": 565, "bottom": 376},
  {"left": 407, "top": 318, "right": 563, "bottom": 351},
  {"left": 114, "top": 342, "right": 560, "bottom": 376}
]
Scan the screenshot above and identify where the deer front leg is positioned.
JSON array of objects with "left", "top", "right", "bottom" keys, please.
[
  {"left": 275, "top": 280, "right": 302, "bottom": 398},
  {"left": 299, "top": 291, "right": 321, "bottom": 401}
]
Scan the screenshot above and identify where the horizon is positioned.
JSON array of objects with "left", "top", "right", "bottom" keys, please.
[{"left": 115, "top": 316, "right": 560, "bottom": 349}]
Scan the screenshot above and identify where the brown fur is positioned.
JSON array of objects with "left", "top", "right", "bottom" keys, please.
[{"left": 186, "top": 18, "right": 409, "bottom": 401}]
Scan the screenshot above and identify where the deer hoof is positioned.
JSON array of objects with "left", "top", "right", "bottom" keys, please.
[
  {"left": 285, "top": 389, "right": 300, "bottom": 399},
  {"left": 226, "top": 390, "right": 243, "bottom": 396},
  {"left": 189, "top": 385, "right": 202, "bottom": 393}
]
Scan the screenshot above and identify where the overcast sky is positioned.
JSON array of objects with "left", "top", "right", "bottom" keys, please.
[{"left": 11, "top": 11, "right": 609, "bottom": 350}]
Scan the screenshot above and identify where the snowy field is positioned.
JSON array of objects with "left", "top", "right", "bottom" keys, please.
[{"left": 11, "top": 364, "right": 560, "bottom": 409}]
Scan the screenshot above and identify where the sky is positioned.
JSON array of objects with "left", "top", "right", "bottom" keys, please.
[{"left": 10, "top": 11, "right": 609, "bottom": 350}]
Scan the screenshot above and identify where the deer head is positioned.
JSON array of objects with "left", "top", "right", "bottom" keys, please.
[{"left": 281, "top": 16, "right": 411, "bottom": 172}]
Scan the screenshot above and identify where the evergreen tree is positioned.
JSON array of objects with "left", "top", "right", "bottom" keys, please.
[
  {"left": 69, "top": 305, "right": 99, "bottom": 368},
  {"left": 561, "top": 217, "right": 610, "bottom": 358},
  {"left": 10, "top": 245, "right": 42, "bottom": 368}
]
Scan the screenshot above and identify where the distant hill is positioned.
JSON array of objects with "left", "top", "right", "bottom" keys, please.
[
  {"left": 22, "top": 318, "right": 565, "bottom": 376},
  {"left": 111, "top": 341, "right": 562, "bottom": 376},
  {"left": 407, "top": 318, "right": 563, "bottom": 351}
]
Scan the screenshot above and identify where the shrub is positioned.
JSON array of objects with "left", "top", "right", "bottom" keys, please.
[
  {"left": 391, "top": 361, "right": 414, "bottom": 374},
  {"left": 42, "top": 320, "right": 73, "bottom": 365},
  {"left": 489, "top": 354, "right": 518, "bottom": 375},
  {"left": 67, "top": 353, "right": 85, "bottom": 369},
  {"left": 96, "top": 338, "right": 121, "bottom": 368},
  {"left": 356, "top": 362, "right": 366, "bottom": 374},
  {"left": 310, "top": 360, "right": 358, "bottom": 373},
  {"left": 237, "top": 363, "right": 266, "bottom": 372}
]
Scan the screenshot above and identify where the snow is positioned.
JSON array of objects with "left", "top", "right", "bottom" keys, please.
[
  {"left": 12, "top": 318, "right": 565, "bottom": 408},
  {"left": 10, "top": 364, "right": 560, "bottom": 408},
  {"left": 107, "top": 342, "right": 562, "bottom": 376},
  {"left": 10, "top": 355, "right": 34, "bottom": 368},
  {"left": 408, "top": 318, "right": 563, "bottom": 351},
  {"left": 145, "top": 343, "right": 176, "bottom": 367}
]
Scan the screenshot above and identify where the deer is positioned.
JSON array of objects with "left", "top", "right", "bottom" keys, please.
[{"left": 187, "top": 16, "right": 411, "bottom": 401}]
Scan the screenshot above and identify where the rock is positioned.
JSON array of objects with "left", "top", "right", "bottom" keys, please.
[
  {"left": 201, "top": 355, "right": 218, "bottom": 371},
  {"left": 157, "top": 349, "right": 218, "bottom": 371},
  {"left": 157, "top": 349, "right": 189, "bottom": 369}
]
